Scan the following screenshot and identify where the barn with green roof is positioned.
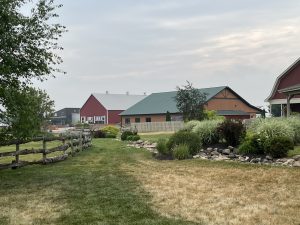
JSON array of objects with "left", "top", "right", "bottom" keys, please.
[{"left": 120, "top": 86, "right": 261, "bottom": 125}]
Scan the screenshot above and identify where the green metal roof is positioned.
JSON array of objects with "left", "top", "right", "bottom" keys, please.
[{"left": 120, "top": 86, "right": 227, "bottom": 116}]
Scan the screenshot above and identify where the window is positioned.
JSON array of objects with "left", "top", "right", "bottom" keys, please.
[
  {"left": 125, "top": 118, "right": 130, "bottom": 124},
  {"left": 135, "top": 118, "right": 141, "bottom": 123},
  {"left": 146, "top": 117, "right": 151, "bottom": 122},
  {"left": 81, "top": 117, "right": 85, "bottom": 123}
]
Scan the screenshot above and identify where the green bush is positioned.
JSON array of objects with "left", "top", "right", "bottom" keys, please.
[
  {"left": 105, "top": 133, "right": 117, "bottom": 138},
  {"left": 249, "top": 118, "right": 295, "bottom": 140},
  {"left": 156, "top": 139, "right": 171, "bottom": 156},
  {"left": 263, "top": 136, "right": 294, "bottom": 158},
  {"left": 173, "top": 144, "right": 190, "bottom": 160},
  {"left": 286, "top": 117, "right": 300, "bottom": 144},
  {"left": 217, "top": 119, "right": 245, "bottom": 146},
  {"left": 239, "top": 133, "right": 264, "bottom": 155},
  {"left": 93, "top": 130, "right": 106, "bottom": 138},
  {"left": 192, "top": 120, "right": 221, "bottom": 146},
  {"left": 167, "top": 130, "right": 201, "bottom": 155},
  {"left": 203, "top": 110, "right": 225, "bottom": 121},
  {"left": 185, "top": 120, "right": 201, "bottom": 131},
  {"left": 121, "top": 131, "right": 134, "bottom": 141},
  {"left": 126, "top": 135, "right": 140, "bottom": 141},
  {"left": 101, "top": 126, "right": 119, "bottom": 137}
]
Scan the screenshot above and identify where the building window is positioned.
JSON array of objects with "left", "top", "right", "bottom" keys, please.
[
  {"left": 81, "top": 117, "right": 85, "bottom": 123},
  {"left": 135, "top": 118, "right": 141, "bottom": 123},
  {"left": 146, "top": 117, "right": 151, "bottom": 122},
  {"left": 125, "top": 118, "right": 130, "bottom": 124}
]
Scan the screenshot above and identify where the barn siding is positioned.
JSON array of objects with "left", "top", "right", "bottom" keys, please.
[
  {"left": 272, "top": 64, "right": 300, "bottom": 100},
  {"left": 80, "top": 95, "right": 108, "bottom": 123},
  {"left": 108, "top": 110, "right": 123, "bottom": 124}
]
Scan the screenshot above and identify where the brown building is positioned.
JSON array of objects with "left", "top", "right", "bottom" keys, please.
[
  {"left": 120, "top": 86, "right": 261, "bottom": 125},
  {"left": 266, "top": 58, "right": 300, "bottom": 117}
]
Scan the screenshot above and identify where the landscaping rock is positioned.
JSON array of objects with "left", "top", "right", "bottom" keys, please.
[
  {"left": 292, "top": 155, "right": 300, "bottom": 161},
  {"left": 293, "top": 161, "right": 300, "bottom": 167},
  {"left": 228, "top": 146, "right": 234, "bottom": 151},
  {"left": 206, "top": 147, "right": 213, "bottom": 152},
  {"left": 222, "top": 149, "right": 231, "bottom": 155},
  {"left": 211, "top": 150, "right": 219, "bottom": 156},
  {"left": 266, "top": 155, "right": 273, "bottom": 160},
  {"left": 250, "top": 158, "right": 261, "bottom": 163},
  {"left": 228, "top": 153, "right": 236, "bottom": 159}
]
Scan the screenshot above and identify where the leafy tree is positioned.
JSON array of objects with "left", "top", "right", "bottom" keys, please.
[
  {"left": 0, "top": 0, "right": 66, "bottom": 88},
  {"left": 166, "top": 111, "right": 171, "bottom": 121},
  {"left": 175, "top": 81, "right": 207, "bottom": 121},
  {"left": 0, "top": 86, "right": 54, "bottom": 144}
]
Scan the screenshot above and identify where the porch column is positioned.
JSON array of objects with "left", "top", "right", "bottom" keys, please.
[{"left": 286, "top": 94, "right": 294, "bottom": 117}]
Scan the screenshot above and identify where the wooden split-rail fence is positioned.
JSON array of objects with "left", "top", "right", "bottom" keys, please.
[{"left": 0, "top": 129, "right": 92, "bottom": 170}]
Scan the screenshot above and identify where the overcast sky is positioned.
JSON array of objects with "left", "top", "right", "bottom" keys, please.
[{"left": 35, "top": 0, "right": 300, "bottom": 110}]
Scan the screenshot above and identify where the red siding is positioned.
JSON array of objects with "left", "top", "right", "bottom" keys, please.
[
  {"left": 80, "top": 95, "right": 107, "bottom": 119},
  {"left": 108, "top": 110, "right": 123, "bottom": 124},
  {"left": 272, "top": 64, "right": 300, "bottom": 100}
]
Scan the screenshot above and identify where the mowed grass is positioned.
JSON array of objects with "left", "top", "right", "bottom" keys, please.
[
  {"left": 0, "top": 138, "right": 299, "bottom": 225},
  {"left": 0, "top": 139, "right": 197, "bottom": 225},
  {"left": 288, "top": 145, "right": 300, "bottom": 157}
]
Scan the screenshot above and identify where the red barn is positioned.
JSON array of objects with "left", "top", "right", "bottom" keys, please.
[
  {"left": 266, "top": 58, "right": 300, "bottom": 117},
  {"left": 80, "top": 93, "right": 146, "bottom": 124}
]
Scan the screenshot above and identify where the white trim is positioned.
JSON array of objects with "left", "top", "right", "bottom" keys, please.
[
  {"left": 269, "top": 98, "right": 300, "bottom": 105},
  {"left": 265, "top": 57, "right": 300, "bottom": 102},
  {"left": 106, "top": 110, "right": 109, "bottom": 124}
]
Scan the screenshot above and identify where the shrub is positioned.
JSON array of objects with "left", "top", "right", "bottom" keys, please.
[
  {"left": 156, "top": 139, "right": 171, "bottom": 156},
  {"left": 93, "top": 130, "right": 106, "bottom": 138},
  {"left": 249, "top": 118, "right": 295, "bottom": 140},
  {"left": 218, "top": 119, "right": 245, "bottom": 147},
  {"left": 239, "top": 133, "right": 264, "bottom": 155},
  {"left": 126, "top": 135, "right": 140, "bottom": 141},
  {"left": 121, "top": 131, "right": 134, "bottom": 141},
  {"left": 101, "top": 126, "right": 119, "bottom": 137},
  {"left": 203, "top": 110, "right": 225, "bottom": 121},
  {"left": 192, "top": 120, "right": 221, "bottom": 146},
  {"left": 263, "top": 136, "right": 294, "bottom": 158},
  {"left": 173, "top": 144, "right": 190, "bottom": 160},
  {"left": 185, "top": 120, "right": 201, "bottom": 131},
  {"left": 105, "top": 133, "right": 117, "bottom": 138},
  {"left": 286, "top": 117, "right": 300, "bottom": 144},
  {"left": 167, "top": 130, "right": 201, "bottom": 155}
]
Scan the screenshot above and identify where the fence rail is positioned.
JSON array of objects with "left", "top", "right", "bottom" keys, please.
[
  {"left": 129, "top": 121, "right": 184, "bottom": 133},
  {"left": 0, "top": 129, "right": 92, "bottom": 170}
]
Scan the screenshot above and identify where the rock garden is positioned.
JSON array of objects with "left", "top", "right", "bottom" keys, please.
[{"left": 126, "top": 117, "right": 300, "bottom": 167}]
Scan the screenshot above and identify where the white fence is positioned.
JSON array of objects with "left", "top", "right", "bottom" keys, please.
[{"left": 130, "top": 121, "right": 184, "bottom": 133}]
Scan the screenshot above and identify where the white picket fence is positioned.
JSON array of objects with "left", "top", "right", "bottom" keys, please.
[{"left": 130, "top": 121, "right": 184, "bottom": 133}]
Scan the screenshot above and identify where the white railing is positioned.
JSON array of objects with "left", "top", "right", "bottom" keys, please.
[{"left": 130, "top": 121, "right": 184, "bottom": 133}]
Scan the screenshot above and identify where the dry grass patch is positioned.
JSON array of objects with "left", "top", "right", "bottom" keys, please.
[
  {"left": 0, "top": 186, "right": 69, "bottom": 225},
  {"left": 122, "top": 160, "right": 300, "bottom": 225}
]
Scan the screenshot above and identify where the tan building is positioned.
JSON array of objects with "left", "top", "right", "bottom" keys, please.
[{"left": 120, "top": 86, "right": 261, "bottom": 125}]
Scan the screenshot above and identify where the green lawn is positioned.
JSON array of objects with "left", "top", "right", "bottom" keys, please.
[
  {"left": 289, "top": 145, "right": 300, "bottom": 157},
  {"left": 0, "top": 139, "right": 299, "bottom": 225}
]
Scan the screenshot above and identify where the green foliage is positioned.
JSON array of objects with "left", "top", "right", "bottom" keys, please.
[
  {"left": 249, "top": 118, "right": 295, "bottom": 140},
  {"left": 0, "top": 0, "right": 66, "bottom": 88},
  {"left": 203, "top": 110, "right": 225, "bottom": 121},
  {"left": 217, "top": 119, "right": 245, "bottom": 146},
  {"left": 184, "top": 120, "right": 201, "bottom": 132},
  {"left": 286, "top": 117, "right": 300, "bottom": 144},
  {"left": 175, "top": 81, "right": 207, "bottom": 121},
  {"left": 105, "top": 133, "right": 117, "bottom": 139},
  {"left": 192, "top": 120, "right": 221, "bottom": 146},
  {"left": 92, "top": 130, "right": 106, "bottom": 139},
  {"left": 0, "top": 86, "right": 54, "bottom": 144},
  {"left": 238, "top": 133, "right": 264, "bottom": 155},
  {"left": 166, "top": 111, "right": 171, "bottom": 121},
  {"left": 263, "top": 136, "right": 294, "bottom": 158},
  {"left": 156, "top": 139, "right": 170, "bottom": 156},
  {"left": 167, "top": 130, "right": 201, "bottom": 155},
  {"left": 121, "top": 131, "right": 134, "bottom": 141},
  {"left": 75, "top": 122, "right": 90, "bottom": 129},
  {"left": 126, "top": 135, "right": 140, "bottom": 141},
  {"left": 173, "top": 144, "right": 190, "bottom": 160},
  {"left": 101, "top": 126, "right": 119, "bottom": 137}
]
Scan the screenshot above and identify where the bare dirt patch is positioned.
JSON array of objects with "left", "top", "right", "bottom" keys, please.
[{"left": 122, "top": 160, "right": 300, "bottom": 225}]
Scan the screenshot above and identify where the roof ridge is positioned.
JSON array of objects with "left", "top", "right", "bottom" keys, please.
[{"left": 151, "top": 86, "right": 227, "bottom": 94}]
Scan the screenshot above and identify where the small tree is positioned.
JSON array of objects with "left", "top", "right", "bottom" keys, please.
[
  {"left": 0, "top": 86, "right": 54, "bottom": 144},
  {"left": 166, "top": 111, "right": 171, "bottom": 121},
  {"left": 175, "top": 81, "right": 207, "bottom": 121}
]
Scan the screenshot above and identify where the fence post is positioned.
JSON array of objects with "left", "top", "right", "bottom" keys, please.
[
  {"left": 15, "top": 142, "right": 20, "bottom": 166},
  {"left": 42, "top": 137, "right": 47, "bottom": 162},
  {"left": 62, "top": 137, "right": 66, "bottom": 155},
  {"left": 80, "top": 130, "right": 83, "bottom": 151}
]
